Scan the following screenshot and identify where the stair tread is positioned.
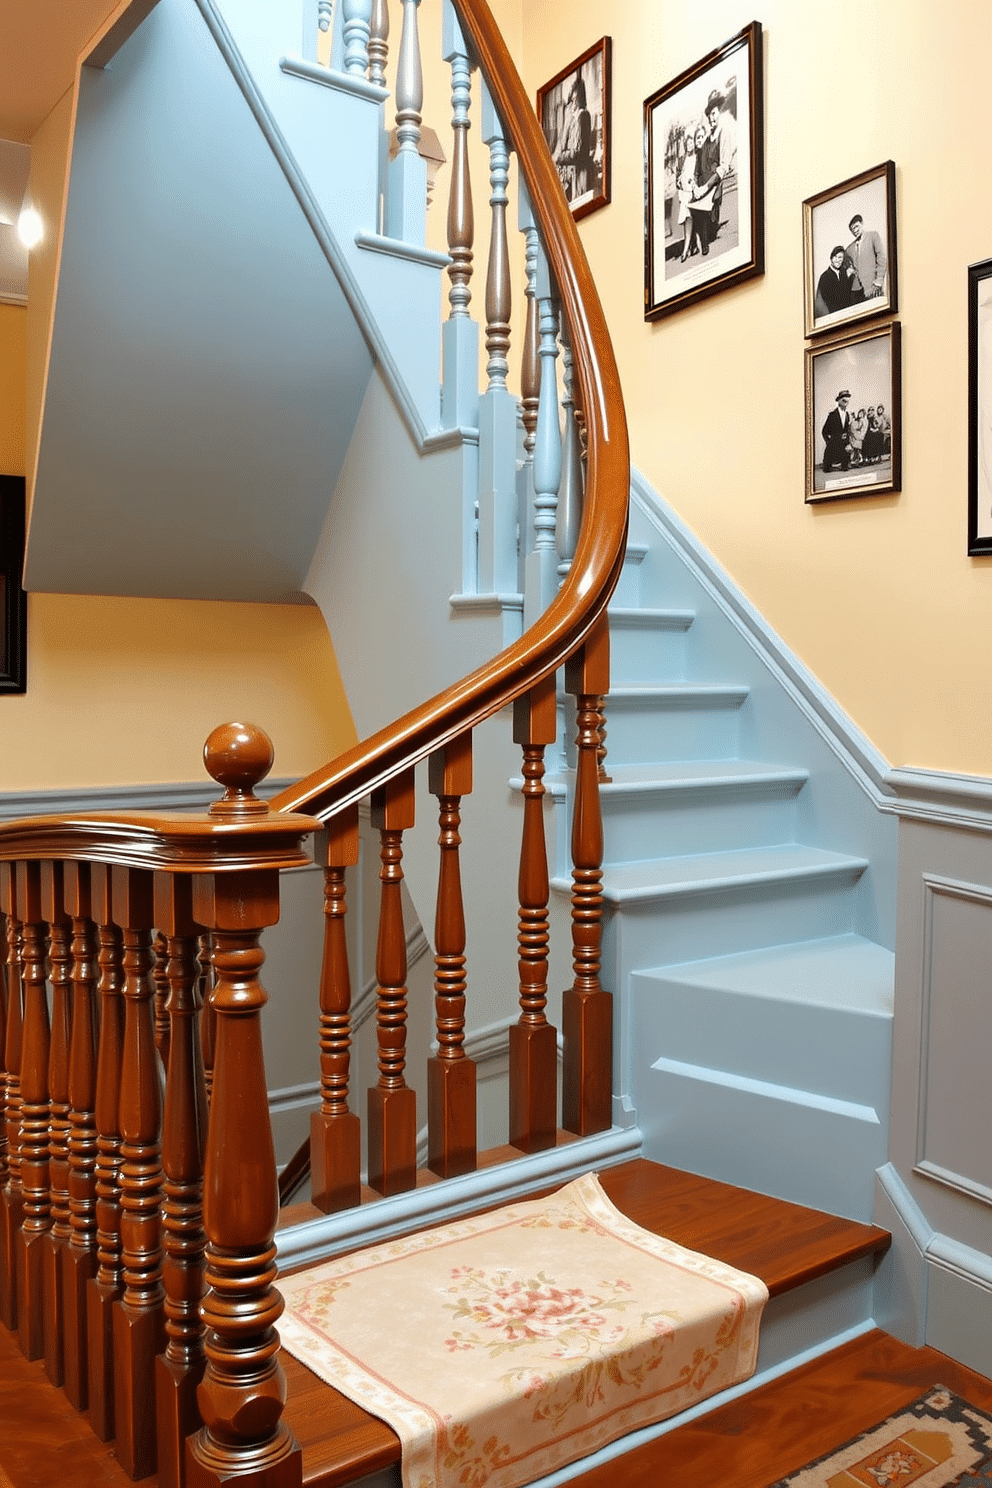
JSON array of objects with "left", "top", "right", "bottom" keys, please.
[
  {"left": 281, "top": 1157, "right": 889, "bottom": 1486},
  {"left": 637, "top": 933, "right": 895, "bottom": 1015},
  {"left": 599, "top": 760, "right": 807, "bottom": 790},
  {"left": 567, "top": 1328, "right": 992, "bottom": 1488},
  {"left": 607, "top": 682, "right": 748, "bottom": 704},
  {"left": 592, "top": 843, "right": 869, "bottom": 903}
]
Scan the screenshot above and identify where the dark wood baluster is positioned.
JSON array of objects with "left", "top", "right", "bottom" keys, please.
[
  {"left": 197, "top": 935, "right": 216, "bottom": 1104},
  {"left": 310, "top": 810, "right": 361, "bottom": 1215},
  {"left": 510, "top": 676, "right": 559, "bottom": 1152},
  {"left": 155, "top": 872, "right": 208, "bottom": 1488},
  {"left": 41, "top": 861, "right": 71, "bottom": 1384},
  {"left": 596, "top": 697, "right": 612, "bottom": 784},
  {"left": 17, "top": 860, "right": 51, "bottom": 1360},
  {"left": 153, "top": 929, "right": 172, "bottom": 1073},
  {"left": 187, "top": 723, "right": 301, "bottom": 1488},
  {"left": 0, "top": 909, "right": 7, "bottom": 1236},
  {"left": 367, "top": 768, "right": 417, "bottom": 1198},
  {"left": 0, "top": 863, "right": 24, "bottom": 1330},
  {"left": 368, "top": 0, "right": 388, "bottom": 87},
  {"left": 562, "top": 616, "right": 614, "bottom": 1136},
  {"left": 62, "top": 861, "right": 98, "bottom": 1410},
  {"left": 87, "top": 862, "right": 126, "bottom": 1442},
  {"left": 111, "top": 864, "right": 165, "bottom": 1480},
  {"left": 427, "top": 735, "right": 476, "bottom": 1179}
]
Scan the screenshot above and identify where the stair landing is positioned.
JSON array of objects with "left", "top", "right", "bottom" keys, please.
[{"left": 0, "top": 1159, "right": 888, "bottom": 1488}]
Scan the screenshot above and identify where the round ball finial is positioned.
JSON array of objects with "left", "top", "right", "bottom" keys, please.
[{"left": 204, "top": 722, "right": 274, "bottom": 817}]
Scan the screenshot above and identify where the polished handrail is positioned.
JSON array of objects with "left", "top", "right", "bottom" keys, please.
[{"left": 269, "top": 0, "right": 629, "bottom": 823}]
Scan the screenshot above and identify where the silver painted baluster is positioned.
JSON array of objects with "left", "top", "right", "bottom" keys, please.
[
  {"left": 386, "top": 0, "right": 427, "bottom": 244},
  {"left": 516, "top": 189, "right": 540, "bottom": 596},
  {"left": 477, "top": 82, "right": 518, "bottom": 599},
  {"left": 556, "top": 329, "right": 584, "bottom": 579},
  {"left": 525, "top": 237, "right": 562, "bottom": 627},
  {"left": 368, "top": 0, "right": 389, "bottom": 87},
  {"left": 441, "top": 0, "right": 479, "bottom": 435},
  {"left": 342, "top": 0, "right": 372, "bottom": 77}
]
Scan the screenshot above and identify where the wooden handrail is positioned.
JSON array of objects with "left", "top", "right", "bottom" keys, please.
[{"left": 269, "top": 0, "right": 629, "bottom": 824}]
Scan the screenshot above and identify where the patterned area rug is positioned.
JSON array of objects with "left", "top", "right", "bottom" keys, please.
[
  {"left": 772, "top": 1388, "right": 992, "bottom": 1486},
  {"left": 279, "top": 1172, "right": 768, "bottom": 1488}
]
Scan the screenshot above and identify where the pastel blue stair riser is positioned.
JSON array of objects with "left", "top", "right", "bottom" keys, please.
[
  {"left": 602, "top": 686, "right": 747, "bottom": 763},
  {"left": 606, "top": 608, "right": 695, "bottom": 684}
]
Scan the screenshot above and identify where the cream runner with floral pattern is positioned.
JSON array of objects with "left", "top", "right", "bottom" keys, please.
[{"left": 278, "top": 1173, "right": 768, "bottom": 1488}]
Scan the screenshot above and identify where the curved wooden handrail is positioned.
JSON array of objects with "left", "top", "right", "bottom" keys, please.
[{"left": 269, "top": 0, "right": 629, "bottom": 823}]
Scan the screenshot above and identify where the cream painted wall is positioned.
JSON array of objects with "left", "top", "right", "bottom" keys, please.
[
  {"left": 514, "top": 0, "right": 992, "bottom": 775},
  {"left": 0, "top": 306, "right": 26, "bottom": 475}
]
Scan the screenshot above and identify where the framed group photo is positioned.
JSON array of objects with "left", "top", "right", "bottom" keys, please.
[
  {"left": 803, "top": 161, "right": 897, "bottom": 338},
  {"left": 805, "top": 322, "right": 902, "bottom": 503},
  {"left": 0, "top": 475, "right": 27, "bottom": 693},
  {"left": 644, "top": 21, "right": 764, "bottom": 321},
  {"left": 538, "top": 37, "right": 612, "bottom": 222},
  {"left": 968, "top": 257, "right": 992, "bottom": 555}
]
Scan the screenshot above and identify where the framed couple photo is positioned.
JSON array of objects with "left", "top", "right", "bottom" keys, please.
[
  {"left": 803, "top": 161, "right": 897, "bottom": 339},
  {"left": 643, "top": 21, "right": 764, "bottom": 321}
]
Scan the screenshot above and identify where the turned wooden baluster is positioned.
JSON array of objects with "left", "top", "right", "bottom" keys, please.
[
  {"left": 368, "top": 0, "right": 389, "bottom": 87},
  {"left": 386, "top": 0, "right": 425, "bottom": 243},
  {"left": 367, "top": 769, "right": 417, "bottom": 1197},
  {"left": 0, "top": 909, "right": 7, "bottom": 1216},
  {"left": 310, "top": 809, "right": 361, "bottom": 1215},
  {"left": 17, "top": 859, "right": 51, "bottom": 1361},
  {"left": 427, "top": 734, "right": 476, "bottom": 1179},
  {"left": 510, "top": 676, "right": 559, "bottom": 1151},
  {"left": 41, "top": 861, "right": 72, "bottom": 1384},
  {"left": 0, "top": 863, "right": 24, "bottom": 1330},
  {"left": 112, "top": 863, "right": 166, "bottom": 1479},
  {"left": 562, "top": 616, "right": 614, "bottom": 1135},
  {"left": 519, "top": 206, "right": 541, "bottom": 466},
  {"left": 197, "top": 935, "right": 216, "bottom": 1104},
  {"left": 87, "top": 862, "right": 126, "bottom": 1442},
  {"left": 154, "top": 929, "right": 172, "bottom": 1072},
  {"left": 155, "top": 871, "right": 208, "bottom": 1488},
  {"left": 62, "top": 861, "right": 99, "bottom": 1410},
  {"left": 187, "top": 723, "right": 303, "bottom": 1488},
  {"left": 341, "top": 0, "right": 372, "bottom": 76},
  {"left": 440, "top": 6, "right": 478, "bottom": 436}
]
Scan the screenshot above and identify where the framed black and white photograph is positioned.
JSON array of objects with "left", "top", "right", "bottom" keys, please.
[
  {"left": 803, "top": 161, "right": 897, "bottom": 339},
  {"left": 968, "top": 258, "right": 992, "bottom": 554},
  {"left": 644, "top": 21, "right": 763, "bottom": 322},
  {"left": 805, "top": 322, "right": 901, "bottom": 504},
  {"left": 0, "top": 475, "right": 27, "bottom": 693},
  {"left": 538, "top": 37, "right": 611, "bottom": 222}
]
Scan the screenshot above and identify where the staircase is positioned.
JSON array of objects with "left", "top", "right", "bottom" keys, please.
[{"left": 0, "top": 0, "right": 932, "bottom": 1483}]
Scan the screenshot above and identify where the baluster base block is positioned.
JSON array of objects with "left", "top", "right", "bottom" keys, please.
[
  {"left": 42, "top": 1232, "right": 67, "bottom": 1385},
  {"left": 157, "top": 1350, "right": 206, "bottom": 1488},
  {"left": 0, "top": 1188, "right": 23, "bottom": 1330},
  {"left": 427, "top": 1056, "right": 476, "bottom": 1180},
  {"left": 16, "top": 1225, "right": 47, "bottom": 1360},
  {"left": 62, "top": 1243, "right": 97, "bottom": 1409},
  {"left": 186, "top": 1422, "right": 302, "bottom": 1488},
  {"left": 367, "top": 1086, "right": 417, "bottom": 1197},
  {"left": 310, "top": 1110, "right": 361, "bottom": 1214},
  {"left": 561, "top": 989, "right": 613, "bottom": 1137},
  {"left": 113, "top": 1298, "right": 166, "bottom": 1479},
  {"left": 86, "top": 1276, "right": 122, "bottom": 1441},
  {"left": 508, "top": 1021, "right": 558, "bottom": 1153}
]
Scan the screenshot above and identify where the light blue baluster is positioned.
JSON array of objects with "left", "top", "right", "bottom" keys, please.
[
  {"left": 476, "top": 83, "right": 518, "bottom": 598},
  {"left": 385, "top": 0, "right": 427, "bottom": 243},
  {"left": 525, "top": 238, "right": 561, "bottom": 626},
  {"left": 302, "top": 0, "right": 333, "bottom": 62},
  {"left": 441, "top": 0, "right": 479, "bottom": 435},
  {"left": 556, "top": 330, "right": 584, "bottom": 582},
  {"left": 342, "top": 0, "right": 372, "bottom": 76},
  {"left": 517, "top": 187, "right": 540, "bottom": 594}
]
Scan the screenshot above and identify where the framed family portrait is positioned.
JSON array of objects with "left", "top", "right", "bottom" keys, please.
[
  {"left": 968, "top": 258, "right": 992, "bottom": 555},
  {"left": 803, "top": 161, "right": 897, "bottom": 339},
  {"left": 538, "top": 37, "right": 612, "bottom": 222},
  {"left": 644, "top": 21, "right": 763, "bottom": 321},
  {"left": 805, "top": 323, "right": 901, "bottom": 504},
  {"left": 0, "top": 475, "right": 27, "bottom": 693}
]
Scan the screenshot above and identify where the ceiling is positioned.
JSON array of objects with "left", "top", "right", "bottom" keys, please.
[{"left": 0, "top": 0, "right": 122, "bottom": 143}]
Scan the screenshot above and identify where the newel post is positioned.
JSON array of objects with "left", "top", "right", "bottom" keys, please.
[{"left": 186, "top": 724, "right": 310, "bottom": 1488}]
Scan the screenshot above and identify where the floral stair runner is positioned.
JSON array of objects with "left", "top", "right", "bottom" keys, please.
[{"left": 278, "top": 1172, "right": 768, "bottom": 1488}]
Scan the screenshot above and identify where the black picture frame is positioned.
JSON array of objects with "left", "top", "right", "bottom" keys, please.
[
  {"left": 644, "top": 21, "right": 764, "bottom": 321},
  {"left": 968, "top": 258, "right": 992, "bottom": 555},
  {"left": 537, "top": 37, "right": 612, "bottom": 223},
  {"left": 0, "top": 475, "right": 27, "bottom": 693},
  {"left": 805, "top": 322, "right": 902, "bottom": 504},
  {"left": 803, "top": 161, "right": 898, "bottom": 339}
]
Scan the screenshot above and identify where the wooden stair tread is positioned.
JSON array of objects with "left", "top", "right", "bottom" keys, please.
[
  {"left": 280, "top": 1157, "right": 890, "bottom": 1486},
  {"left": 568, "top": 1327, "right": 992, "bottom": 1488}
]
